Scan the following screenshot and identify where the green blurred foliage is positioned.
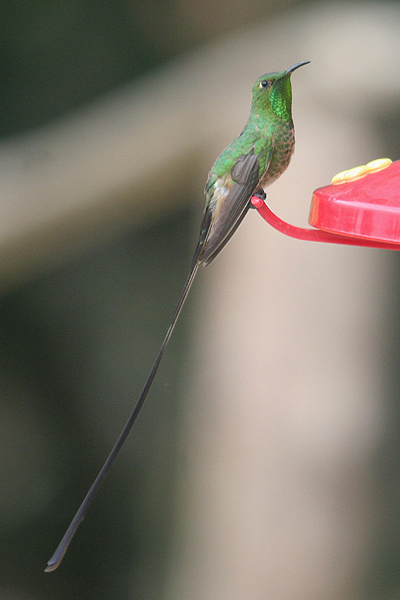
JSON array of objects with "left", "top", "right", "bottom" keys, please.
[
  {"left": 0, "top": 0, "right": 270, "bottom": 136},
  {"left": 0, "top": 0, "right": 167, "bottom": 134}
]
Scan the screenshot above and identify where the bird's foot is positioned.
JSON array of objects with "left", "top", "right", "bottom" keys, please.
[{"left": 250, "top": 189, "right": 266, "bottom": 209}]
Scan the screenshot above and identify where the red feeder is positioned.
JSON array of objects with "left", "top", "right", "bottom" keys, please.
[{"left": 252, "top": 158, "right": 400, "bottom": 251}]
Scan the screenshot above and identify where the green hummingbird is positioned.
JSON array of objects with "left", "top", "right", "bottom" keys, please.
[{"left": 45, "top": 60, "right": 309, "bottom": 572}]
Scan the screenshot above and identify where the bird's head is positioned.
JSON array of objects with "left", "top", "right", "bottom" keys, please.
[{"left": 252, "top": 61, "right": 309, "bottom": 122}]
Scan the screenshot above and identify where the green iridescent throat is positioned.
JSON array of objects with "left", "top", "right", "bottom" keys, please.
[{"left": 270, "top": 77, "right": 292, "bottom": 122}]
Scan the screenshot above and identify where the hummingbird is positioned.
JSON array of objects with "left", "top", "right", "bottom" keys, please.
[{"left": 45, "top": 60, "right": 309, "bottom": 572}]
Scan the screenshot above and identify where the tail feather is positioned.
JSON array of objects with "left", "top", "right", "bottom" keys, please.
[{"left": 45, "top": 259, "right": 199, "bottom": 572}]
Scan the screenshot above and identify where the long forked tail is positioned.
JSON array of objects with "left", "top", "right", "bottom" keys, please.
[{"left": 45, "top": 260, "right": 199, "bottom": 572}]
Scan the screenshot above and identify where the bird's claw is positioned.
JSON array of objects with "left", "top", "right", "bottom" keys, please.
[{"left": 250, "top": 189, "right": 266, "bottom": 209}]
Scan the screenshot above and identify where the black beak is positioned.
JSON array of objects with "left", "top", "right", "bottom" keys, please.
[{"left": 285, "top": 61, "right": 310, "bottom": 75}]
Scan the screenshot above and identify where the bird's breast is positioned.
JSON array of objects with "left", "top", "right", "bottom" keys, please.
[{"left": 260, "top": 124, "right": 295, "bottom": 188}]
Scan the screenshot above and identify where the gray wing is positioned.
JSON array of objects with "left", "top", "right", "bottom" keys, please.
[{"left": 197, "top": 148, "right": 271, "bottom": 266}]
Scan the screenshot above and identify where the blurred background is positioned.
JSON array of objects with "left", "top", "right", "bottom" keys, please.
[{"left": 1, "top": 1, "right": 400, "bottom": 599}]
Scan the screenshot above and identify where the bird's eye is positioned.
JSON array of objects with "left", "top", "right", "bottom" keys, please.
[{"left": 260, "top": 80, "right": 270, "bottom": 89}]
